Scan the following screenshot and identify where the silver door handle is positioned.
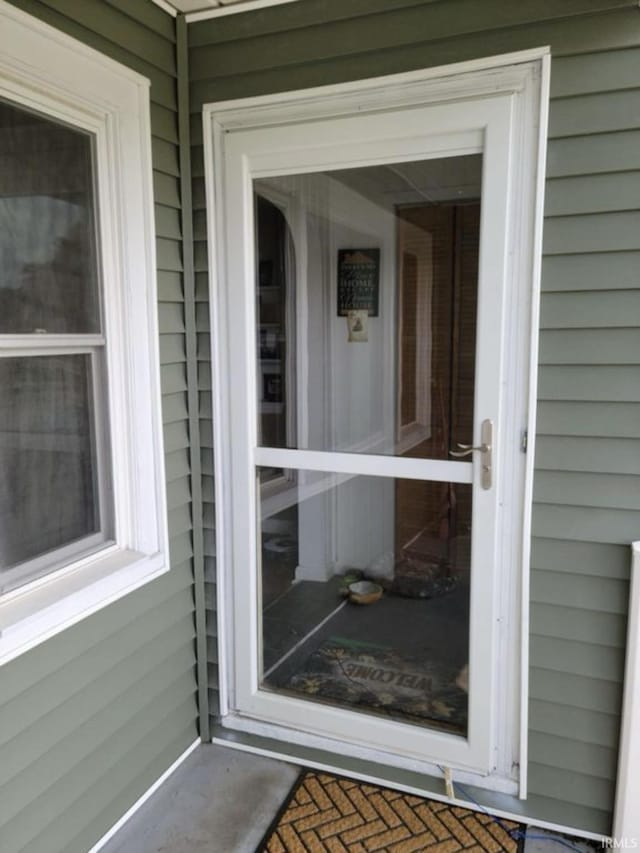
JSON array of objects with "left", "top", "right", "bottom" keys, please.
[
  {"left": 449, "top": 443, "right": 489, "bottom": 457},
  {"left": 448, "top": 419, "right": 493, "bottom": 489}
]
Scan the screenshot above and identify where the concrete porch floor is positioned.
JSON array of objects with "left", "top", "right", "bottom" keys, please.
[{"left": 99, "top": 744, "right": 598, "bottom": 853}]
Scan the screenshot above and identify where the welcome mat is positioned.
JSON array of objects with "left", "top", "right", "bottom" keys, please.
[
  {"left": 284, "top": 637, "right": 467, "bottom": 732},
  {"left": 257, "top": 771, "right": 524, "bottom": 852}
]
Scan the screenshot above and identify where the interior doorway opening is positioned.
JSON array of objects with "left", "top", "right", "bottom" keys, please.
[{"left": 395, "top": 202, "right": 479, "bottom": 601}]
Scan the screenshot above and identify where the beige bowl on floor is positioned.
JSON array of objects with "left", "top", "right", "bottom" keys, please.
[{"left": 348, "top": 580, "right": 383, "bottom": 605}]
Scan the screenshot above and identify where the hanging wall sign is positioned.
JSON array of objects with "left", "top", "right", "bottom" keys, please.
[{"left": 337, "top": 248, "right": 380, "bottom": 316}]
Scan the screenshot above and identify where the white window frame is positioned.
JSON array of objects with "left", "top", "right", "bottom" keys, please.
[{"left": 0, "top": 1, "right": 169, "bottom": 666}]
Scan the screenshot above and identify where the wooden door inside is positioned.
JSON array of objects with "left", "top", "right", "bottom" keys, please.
[{"left": 395, "top": 203, "right": 480, "bottom": 604}]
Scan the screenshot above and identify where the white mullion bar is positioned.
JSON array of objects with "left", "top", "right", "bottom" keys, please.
[
  {"left": 0, "top": 334, "right": 105, "bottom": 352},
  {"left": 254, "top": 446, "right": 472, "bottom": 484}
]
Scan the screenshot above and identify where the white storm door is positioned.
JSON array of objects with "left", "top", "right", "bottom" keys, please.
[{"left": 208, "top": 65, "right": 538, "bottom": 782}]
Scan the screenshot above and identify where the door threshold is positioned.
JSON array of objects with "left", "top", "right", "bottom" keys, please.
[
  {"left": 218, "top": 712, "right": 517, "bottom": 795},
  {"left": 210, "top": 723, "right": 608, "bottom": 843}
]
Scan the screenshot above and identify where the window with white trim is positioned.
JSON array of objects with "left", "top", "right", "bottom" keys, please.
[
  {"left": 0, "top": 4, "right": 168, "bottom": 665},
  {"left": 0, "top": 99, "right": 113, "bottom": 594}
]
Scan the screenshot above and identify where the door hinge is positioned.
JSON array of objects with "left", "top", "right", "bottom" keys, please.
[{"left": 521, "top": 429, "right": 528, "bottom": 453}]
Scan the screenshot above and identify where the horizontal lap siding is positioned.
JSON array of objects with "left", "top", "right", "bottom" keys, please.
[
  {"left": 189, "top": 0, "right": 640, "bottom": 834},
  {"left": 529, "top": 43, "right": 640, "bottom": 832},
  {"left": 1, "top": 3, "right": 198, "bottom": 853}
]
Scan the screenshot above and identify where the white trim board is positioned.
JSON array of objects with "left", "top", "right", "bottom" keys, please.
[
  {"left": 517, "top": 49, "right": 551, "bottom": 801},
  {"left": 147, "top": 0, "right": 302, "bottom": 21},
  {"left": 186, "top": 0, "right": 302, "bottom": 23},
  {"left": 0, "top": 0, "right": 151, "bottom": 85},
  {"left": 201, "top": 47, "right": 549, "bottom": 127},
  {"left": 87, "top": 740, "right": 200, "bottom": 853},
  {"left": 612, "top": 541, "right": 640, "bottom": 841}
]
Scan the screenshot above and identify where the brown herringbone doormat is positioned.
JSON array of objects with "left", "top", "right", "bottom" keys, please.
[{"left": 256, "top": 770, "right": 525, "bottom": 853}]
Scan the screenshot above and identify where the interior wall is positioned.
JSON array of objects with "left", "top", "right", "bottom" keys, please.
[
  {"left": 314, "top": 175, "right": 396, "bottom": 572},
  {"left": 0, "top": 3, "right": 201, "bottom": 853},
  {"left": 190, "top": 0, "right": 640, "bottom": 835}
]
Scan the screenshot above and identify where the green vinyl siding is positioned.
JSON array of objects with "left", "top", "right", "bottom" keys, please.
[
  {"left": 189, "top": 0, "right": 640, "bottom": 835},
  {"left": 520, "top": 31, "right": 639, "bottom": 827},
  {"left": 544, "top": 172, "right": 640, "bottom": 216},
  {"left": 538, "top": 329, "right": 640, "bottom": 365},
  {"left": 0, "top": 3, "right": 200, "bottom": 853}
]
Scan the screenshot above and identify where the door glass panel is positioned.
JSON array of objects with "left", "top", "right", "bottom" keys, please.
[
  {"left": 259, "top": 468, "right": 471, "bottom": 737},
  {"left": 254, "top": 154, "right": 481, "bottom": 460}
]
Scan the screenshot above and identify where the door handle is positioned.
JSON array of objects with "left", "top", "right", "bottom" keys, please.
[
  {"left": 448, "top": 419, "right": 492, "bottom": 489},
  {"left": 449, "top": 443, "right": 488, "bottom": 457}
]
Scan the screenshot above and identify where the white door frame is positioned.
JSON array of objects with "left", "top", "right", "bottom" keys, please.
[{"left": 204, "top": 48, "right": 549, "bottom": 798}]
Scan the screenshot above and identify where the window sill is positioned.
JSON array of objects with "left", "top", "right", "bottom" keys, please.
[{"left": 0, "top": 547, "right": 168, "bottom": 667}]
